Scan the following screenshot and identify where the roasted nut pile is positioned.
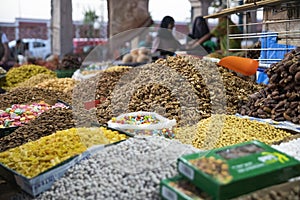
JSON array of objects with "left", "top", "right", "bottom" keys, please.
[
  {"left": 5, "top": 64, "right": 56, "bottom": 88},
  {"left": 72, "top": 56, "right": 261, "bottom": 127},
  {"left": 190, "top": 157, "right": 233, "bottom": 184},
  {"left": 98, "top": 56, "right": 261, "bottom": 126},
  {"left": 36, "top": 136, "right": 199, "bottom": 200},
  {"left": 0, "top": 127, "right": 128, "bottom": 178},
  {"left": 35, "top": 78, "right": 78, "bottom": 93},
  {"left": 0, "top": 108, "right": 75, "bottom": 152},
  {"left": 72, "top": 67, "right": 131, "bottom": 125},
  {"left": 239, "top": 47, "right": 300, "bottom": 124},
  {"left": 175, "top": 114, "right": 291, "bottom": 150},
  {"left": 0, "top": 87, "right": 72, "bottom": 110},
  {"left": 16, "top": 73, "right": 57, "bottom": 88},
  {"left": 234, "top": 180, "right": 300, "bottom": 200}
]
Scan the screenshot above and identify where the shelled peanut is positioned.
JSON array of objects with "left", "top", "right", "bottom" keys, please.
[
  {"left": 175, "top": 114, "right": 291, "bottom": 150},
  {"left": 0, "top": 127, "right": 128, "bottom": 178},
  {"left": 35, "top": 78, "right": 78, "bottom": 93},
  {"left": 16, "top": 73, "right": 57, "bottom": 88}
]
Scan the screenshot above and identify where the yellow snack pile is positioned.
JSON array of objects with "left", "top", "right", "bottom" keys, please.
[{"left": 0, "top": 127, "right": 128, "bottom": 178}]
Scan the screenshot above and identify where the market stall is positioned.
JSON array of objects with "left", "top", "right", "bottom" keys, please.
[{"left": 0, "top": 1, "right": 300, "bottom": 199}]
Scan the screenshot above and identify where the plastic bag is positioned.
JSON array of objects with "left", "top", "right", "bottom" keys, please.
[{"left": 107, "top": 111, "right": 177, "bottom": 138}]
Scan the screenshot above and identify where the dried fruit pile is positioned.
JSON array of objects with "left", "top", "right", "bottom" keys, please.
[
  {"left": 239, "top": 47, "right": 300, "bottom": 124},
  {"left": 0, "top": 87, "right": 72, "bottom": 110},
  {"left": 0, "top": 101, "right": 67, "bottom": 128},
  {"left": 5, "top": 64, "right": 56, "bottom": 88},
  {"left": 36, "top": 136, "right": 199, "bottom": 199},
  {"left": 72, "top": 67, "right": 131, "bottom": 126},
  {"left": 0, "top": 127, "right": 128, "bottom": 178},
  {"left": 0, "top": 108, "right": 75, "bottom": 152},
  {"left": 92, "top": 56, "right": 261, "bottom": 126}
]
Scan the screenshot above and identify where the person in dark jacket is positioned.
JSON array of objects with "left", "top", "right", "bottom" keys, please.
[{"left": 186, "top": 16, "right": 216, "bottom": 54}]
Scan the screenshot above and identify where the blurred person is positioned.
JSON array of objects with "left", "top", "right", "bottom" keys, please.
[
  {"left": 151, "top": 16, "right": 183, "bottom": 57},
  {"left": 186, "top": 15, "right": 242, "bottom": 56},
  {"left": 0, "top": 29, "right": 10, "bottom": 68},
  {"left": 186, "top": 16, "right": 217, "bottom": 54},
  {"left": 13, "top": 39, "right": 27, "bottom": 64}
]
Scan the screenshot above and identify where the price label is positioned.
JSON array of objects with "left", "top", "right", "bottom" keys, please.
[
  {"left": 178, "top": 162, "right": 194, "bottom": 180},
  {"left": 162, "top": 186, "right": 178, "bottom": 200}
]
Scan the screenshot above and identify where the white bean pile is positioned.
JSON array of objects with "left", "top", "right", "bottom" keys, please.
[
  {"left": 272, "top": 138, "right": 300, "bottom": 161},
  {"left": 36, "top": 136, "right": 200, "bottom": 200}
]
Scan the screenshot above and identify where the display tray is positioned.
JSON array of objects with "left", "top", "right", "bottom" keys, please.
[
  {"left": 0, "top": 153, "right": 87, "bottom": 197},
  {"left": 177, "top": 140, "right": 300, "bottom": 200},
  {"left": 0, "top": 126, "right": 133, "bottom": 197}
]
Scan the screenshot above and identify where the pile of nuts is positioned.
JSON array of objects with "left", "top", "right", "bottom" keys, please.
[
  {"left": 35, "top": 78, "right": 78, "bottom": 93},
  {"left": 175, "top": 114, "right": 291, "bottom": 150},
  {"left": 16, "top": 73, "right": 57, "bottom": 88},
  {"left": 239, "top": 47, "right": 300, "bottom": 124},
  {"left": 72, "top": 67, "right": 131, "bottom": 126},
  {"left": 0, "top": 87, "right": 72, "bottom": 110},
  {"left": 37, "top": 136, "right": 199, "bottom": 200},
  {"left": 0, "top": 108, "right": 75, "bottom": 152},
  {"left": 190, "top": 157, "right": 233, "bottom": 184},
  {"left": 235, "top": 180, "right": 300, "bottom": 200},
  {"left": 72, "top": 56, "right": 261, "bottom": 126},
  {"left": 97, "top": 56, "right": 262, "bottom": 126}
]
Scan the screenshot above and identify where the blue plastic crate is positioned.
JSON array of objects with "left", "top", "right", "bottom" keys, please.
[{"left": 260, "top": 32, "right": 296, "bottom": 64}]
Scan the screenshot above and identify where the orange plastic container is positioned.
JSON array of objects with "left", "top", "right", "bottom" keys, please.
[{"left": 218, "top": 56, "right": 258, "bottom": 76}]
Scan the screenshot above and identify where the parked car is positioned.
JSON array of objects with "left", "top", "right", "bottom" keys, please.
[{"left": 9, "top": 38, "right": 52, "bottom": 60}]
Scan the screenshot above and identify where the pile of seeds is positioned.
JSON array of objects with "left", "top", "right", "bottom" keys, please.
[
  {"left": 239, "top": 47, "right": 300, "bottom": 124},
  {"left": 0, "top": 108, "right": 75, "bottom": 152},
  {"left": 175, "top": 114, "right": 291, "bottom": 150},
  {"left": 91, "top": 56, "right": 262, "bottom": 127},
  {"left": 0, "top": 87, "right": 72, "bottom": 110},
  {"left": 72, "top": 67, "right": 131, "bottom": 126},
  {"left": 36, "top": 136, "right": 199, "bottom": 200}
]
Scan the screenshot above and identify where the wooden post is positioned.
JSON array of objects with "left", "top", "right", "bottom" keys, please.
[{"left": 51, "top": 0, "right": 73, "bottom": 57}]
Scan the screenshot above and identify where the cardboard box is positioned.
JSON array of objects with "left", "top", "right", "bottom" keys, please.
[
  {"left": 177, "top": 140, "right": 300, "bottom": 200},
  {"left": 160, "top": 175, "right": 210, "bottom": 200}
]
